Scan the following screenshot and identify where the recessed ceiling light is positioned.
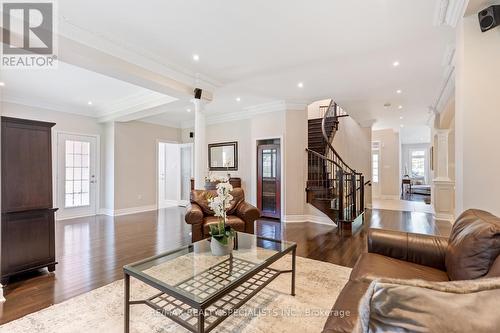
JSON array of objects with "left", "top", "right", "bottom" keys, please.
[
  {"left": 192, "top": 54, "right": 200, "bottom": 61},
  {"left": 400, "top": 124, "right": 405, "bottom": 128},
  {"left": 186, "top": 108, "right": 192, "bottom": 113},
  {"left": 398, "top": 105, "right": 403, "bottom": 109},
  {"left": 396, "top": 89, "right": 402, "bottom": 94},
  {"left": 87, "top": 101, "right": 93, "bottom": 106},
  {"left": 297, "top": 82, "right": 304, "bottom": 88},
  {"left": 236, "top": 97, "right": 241, "bottom": 102},
  {"left": 399, "top": 116, "right": 404, "bottom": 120},
  {"left": 0, "top": 82, "right": 5, "bottom": 87},
  {"left": 393, "top": 61, "right": 400, "bottom": 67}
]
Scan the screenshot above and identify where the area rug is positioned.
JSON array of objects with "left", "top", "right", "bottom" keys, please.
[{"left": 0, "top": 256, "right": 351, "bottom": 333}]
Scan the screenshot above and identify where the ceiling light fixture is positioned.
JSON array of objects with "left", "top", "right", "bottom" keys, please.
[
  {"left": 400, "top": 124, "right": 405, "bottom": 128},
  {"left": 399, "top": 116, "right": 404, "bottom": 120},
  {"left": 398, "top": 105, "right": 403, "bottom": 109},
  {"left": 0, "top": 82, "right": 5, "bottom": 87},
  {"left": 186, "top": 108, "right": 192, "bottom": 113},
  {"left": 297, "top": 82, "right": 304, "bottom": 88},
  {"left": 192, "top": 54, "right": 200, "bottom": 61},
  {"left": 87, "top": 101, "right": 93, "bottom": 106},
  {"left": 393, "top": 61, "right": 400, "bottom": 67},
  {"left": 396, "top": 89, "right": 402, "bottom": 94},
  {"left": 236, "top": 97, "right": 241, "bottom": 102}
]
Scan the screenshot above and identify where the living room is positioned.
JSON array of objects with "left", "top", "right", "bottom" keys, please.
[{"left": 1, "top": 0, "right": 500, "bottom": 332}]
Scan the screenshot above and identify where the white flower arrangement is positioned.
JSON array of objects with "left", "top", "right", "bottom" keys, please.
[{"left": 207, "top": 181, "right": 234, "bottom": 245}]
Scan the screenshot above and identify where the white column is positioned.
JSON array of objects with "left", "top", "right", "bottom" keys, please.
[
  {"left": 432, "top": 129, "right": 455, "bottom": 221},
  {"left": 435, "top": 129, "right": 450, "bottom": 180},
  {"left": 192, "top": 99, "right": 206, "bottom": 190}
]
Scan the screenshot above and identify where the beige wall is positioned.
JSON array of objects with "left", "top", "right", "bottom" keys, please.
[
  {"left": 455, "top": 12, "right": 500, "bottom": 216},
  {"left": 113, "top": 121, "right": 181, "bottom": 210},
  {"left": 372, "top": 129, "right": 400, "bottom": 198},
  {"left": 332, "top": 117, "right": 372, "bottom": 206},
  {"left": 183, "top": 110, "right": 288, "bottom": 214}
]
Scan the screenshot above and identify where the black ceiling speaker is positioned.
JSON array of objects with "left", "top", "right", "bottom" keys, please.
[
  {"left": 478, "top": 5, "right": 500, "bottom": 32},
  {"left": 194, "top": 88, "right": 202, "bottom": 99}
]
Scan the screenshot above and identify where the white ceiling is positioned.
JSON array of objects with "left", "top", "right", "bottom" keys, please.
[{"left": 2, "top": 0, "right": 457, "bottom": 131}]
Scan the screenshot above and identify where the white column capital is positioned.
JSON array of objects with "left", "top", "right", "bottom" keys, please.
[{"left": 436, "top": 128, "right": 450, "bottom": 136}]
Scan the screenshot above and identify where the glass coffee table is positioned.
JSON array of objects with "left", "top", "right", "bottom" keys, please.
[{"left": 123, "top": 232, "right": 297, "bottom": 333}]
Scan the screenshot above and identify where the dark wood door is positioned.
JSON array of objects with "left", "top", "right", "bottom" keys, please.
[{"left": 257, "top": 144, "right": 281, "bottom": 219}]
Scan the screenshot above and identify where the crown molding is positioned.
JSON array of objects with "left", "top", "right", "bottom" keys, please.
[
  {"left": 97, "top": 89, "right": 178, "bottom": 122},
  {"left": 434, "top": 0, "right": 467, "bottom": 27},
  {"left": 2, "top": 94, "right": 98, "bottom": 118},
  {"left": 433, "top": 46, "right": 456, "bottom": 114},
  {"left": 179, "top": 100, "right": 289, "bottom": 129}
]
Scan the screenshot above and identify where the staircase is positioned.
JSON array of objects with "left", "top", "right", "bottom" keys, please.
[{"left": 306, "top": 100, "right": 368, "bottom": 230}]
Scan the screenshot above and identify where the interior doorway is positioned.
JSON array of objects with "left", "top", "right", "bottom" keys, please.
[
  {"left": 157, "top": 142, "right": 193, "bottom": 208},
  {"left": 257, "top": 139, "right": 281, "bottom": 219}
]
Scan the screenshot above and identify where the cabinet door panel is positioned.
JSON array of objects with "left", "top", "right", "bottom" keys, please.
[
  {"left": 2, "top": 210, "right": 55, "bottom": 273},
  {"left": 2, "top": 120, "right": 53, "bottom": 212}
]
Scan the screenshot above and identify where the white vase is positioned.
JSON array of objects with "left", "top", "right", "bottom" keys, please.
[{"left": 210, "top": 237, "right": 234, "bottom": 256}]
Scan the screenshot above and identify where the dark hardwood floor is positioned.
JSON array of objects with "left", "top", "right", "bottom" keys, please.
[{"left": 0, "top": 207, "right": 451, "bottom": 325}]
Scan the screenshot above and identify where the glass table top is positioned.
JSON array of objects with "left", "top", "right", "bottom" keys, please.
[{"left": 124, "top": 232, "right": 296, "bottom": 304}]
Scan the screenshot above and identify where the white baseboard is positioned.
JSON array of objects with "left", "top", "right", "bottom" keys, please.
[
  {"left": 283, "top": 214, "right": 335, "bottom": 226},
  {"left": 96, "top": 205, "right": 157, "bottom": 217},
  {"left": 434, "top": 213, "right": 455, "bottom": 222},
  {"left": 114, "top": 205, "right": 157, "bottom": 217},
  {"left": 56, "top": 212, "right": 98, "bottom": 221},
  {"left": 366, "top": 203, "right": 373, "bottom": 209},
  {"left": 99, "top": 208, "right": 114, "bottom": 216}
]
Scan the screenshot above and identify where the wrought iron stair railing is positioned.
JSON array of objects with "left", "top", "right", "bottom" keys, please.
[{"left": 306, "top": 100, "right": 368, "bottom": 228}]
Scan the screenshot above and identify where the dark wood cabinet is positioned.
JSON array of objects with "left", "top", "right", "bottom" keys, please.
[{"left": 1, "top": 117, "right": 58, "bottom": 283}]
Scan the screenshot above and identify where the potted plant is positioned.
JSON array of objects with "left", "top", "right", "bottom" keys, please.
[{"left": 207, "top": 181, "right": 235, "bottom": 256}]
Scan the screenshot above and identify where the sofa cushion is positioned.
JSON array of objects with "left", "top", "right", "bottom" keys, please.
[
  {"left": 351, "top": 253, "right": 449, "bottom": 282},
  {"left": 191, "top": 188, "right": 245, "bottom": 216},
  {"left": 446, "top": 209, "right": 500, "bottom": 280},
  {"left": 322, "top": 280, "right": 370, "bottom": 333},
  {"left": 203, "top": 215, "right": 245, "bottom": 234},
  {"left": 355, "top": 277, "right": 500, "bottom": 333}
]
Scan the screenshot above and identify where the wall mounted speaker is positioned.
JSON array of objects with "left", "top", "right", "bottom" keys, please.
[
  {"left": 194, "top": 88, "right": 202, "bottom": 99},
  {"left": 189, "top": 132, "right": 194, "bottom": 138},
  {"left": 478, "top": 5, "right": 500, "bottom": 32}
]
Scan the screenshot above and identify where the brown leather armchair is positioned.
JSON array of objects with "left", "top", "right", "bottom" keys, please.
[
  {"left": 185, "top": 188, "right": 260, "bottom": 242},
  {"left": 323, "top": 209, "right": 500, "bottom": 333}
]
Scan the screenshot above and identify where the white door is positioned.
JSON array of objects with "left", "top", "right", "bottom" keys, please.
[
  {"left": 372, "top": 141, "right": 381, "bottom": 198},
  {"left": 179, "top": 143, "right": 193, "bottom": 207},
  {"left": 57, "top": 133, "right": 98, "bottom": 219},
  {"left": 158, "top": 142, "right": 168, "bottom": 208},
  {"left": 158, "top": 142, "right": 181, "bottom": 208}
]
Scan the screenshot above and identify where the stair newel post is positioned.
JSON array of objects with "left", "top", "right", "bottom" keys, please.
[
  {"left": 351, "top": 172, "right": 357, "bottom": 218},
  {"left": 338, "top": 169, "right": 344, "bottom": 221},
  {"left": 360, "top": 175, "right": 365, "bottom": 213}
]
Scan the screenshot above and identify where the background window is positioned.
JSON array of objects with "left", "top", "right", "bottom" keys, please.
[{"left": 410, "top": 150, "right": 425, "bottom": 178}]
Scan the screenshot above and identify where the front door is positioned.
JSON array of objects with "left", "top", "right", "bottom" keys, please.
[
  {"left": 257, "top": 143, "right": 281, "bottom": 219},
  {"left": 57, "top": 133, "right": 98, "bottom": 219}
]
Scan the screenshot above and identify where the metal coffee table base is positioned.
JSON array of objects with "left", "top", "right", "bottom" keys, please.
[{"left": 124, "top": 246, "right": 296, "bottom": 333}]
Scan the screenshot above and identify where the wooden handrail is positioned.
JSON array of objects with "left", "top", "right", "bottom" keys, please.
[{"left": 321, "top": 100, "right": 357, "bottom": 174}]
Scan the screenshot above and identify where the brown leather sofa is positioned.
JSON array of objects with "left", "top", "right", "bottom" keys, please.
[
  {"left": 185, "top": 188, "right": 260, "bottom": 242},
  {"left": 323, "top": 209, "right": 500, "bottom": 333}
]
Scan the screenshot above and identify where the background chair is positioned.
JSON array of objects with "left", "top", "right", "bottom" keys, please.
[{"left": 185, "top": 188, "right": 260, "bottom": 242}]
